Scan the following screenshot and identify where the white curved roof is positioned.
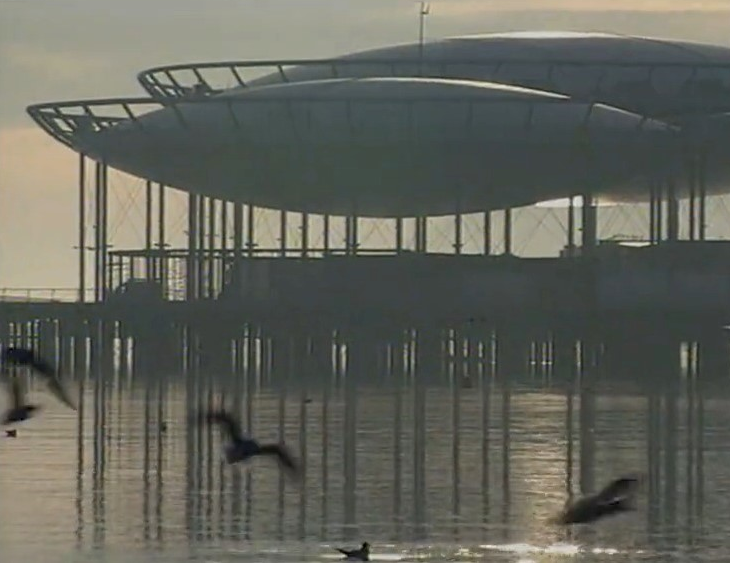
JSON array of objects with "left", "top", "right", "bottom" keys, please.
[
  {"left": 341, "top": 31, "right": 730, "bottom": 64},
  {"left": 217, "top": 77, "right": 568, "bottom": 101}
]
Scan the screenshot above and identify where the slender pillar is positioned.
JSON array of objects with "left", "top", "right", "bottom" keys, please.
[
  {"left": 196, "top": 196, "right": 205, "bottom": 299},
  {"left": 688, "top": 157, "right": 696, "bottom": 241},
  {"left": 698, "top": 150, "right": 707, "bottom": 241},
  {"left": 581, "top": 193, "right": 597, "bottom": 252},
  {"left": 395, "top": 217, "right": 403, "bottom": 254},
  {"left": 233, "top": 203, "right": 243, "bottom": 259},
  {"left": 415, "top": 216, "right": 427, "bottom": 253},
  {"left": 220, "top": 200, "right": 228, "bottom": 292},
  {"left": 454, "top": 210, "right": 463, "bottom": 255},
  {"left": 207, "top": 198, "right": 216, "bottom": 298},
  {"left": 345, "top": 215, "right": 358, "bottom": 255},
  {"left": 145, "top": 180, "right": 153, "bottom": 279},
  {"left": 666, "top": 180, "right": 679, "bottom": 242},
  {"left": 101, "top": 164, "right": 109, "bottom": 300},
  {"left": 503, "top": 208, "right": 512, "bottom": 255},
  {"left": 301, "top": 212, "right": 309, "bottom": 257},
  {"left": 246, "top": 204, "right": 255, "bottom": 257},
  {"left": 157, "top": 183, "right": 166, "bottom": 288},
  {"left": 323, "top": 214, "right": 330, "bottom": 255},
  {"left": 483, "top": 211, "right": 491, "bottom": 255},
  {"left": 78, "top": 154, "right": 87, "bottom": 303},
  {"left": 279, "top": 210, "right": 287, "bottom": 257},
  {"left": 567, "top": 196, "right": 575, "bottom": 251},
  {"left": 187, "top": 194, "right": 198, "bottom": 301}
]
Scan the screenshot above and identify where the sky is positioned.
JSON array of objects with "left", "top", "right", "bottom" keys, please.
[{"left": 3, "top": 0, "right": 730, "bottom": 292}]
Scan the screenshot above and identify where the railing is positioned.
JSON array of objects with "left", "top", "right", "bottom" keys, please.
[
  {"left": 27, "top": 93, "right": 664, "bottom": 156},
  {"left": 26, "top": 97, "right": 166, "bottom": 149},
  {"left": 136, "top": 57, "right": 730, "bottom": 118},
  {"left": 0, "top": 288, "right": 94, "bottom": 303}
]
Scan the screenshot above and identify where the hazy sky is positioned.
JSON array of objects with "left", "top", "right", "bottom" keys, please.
[{"left": 3, "top": 0, "right": 730, "bottom": 291}]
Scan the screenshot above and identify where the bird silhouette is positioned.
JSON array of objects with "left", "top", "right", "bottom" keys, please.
[
  {"left": 1, "top": 376, "right": 40, "bottom": 426},
  {"left": 335, "top": 542, "right": 370, "bottom": 561},
  {"left": 1, "top": 347, "right": 76, "bottom": 411},
  {"left": 553, "top": 474, "right": 643, "bottom": 525},
  {"left": 197, "top": 409, "right": 301, "bottom": 479}
]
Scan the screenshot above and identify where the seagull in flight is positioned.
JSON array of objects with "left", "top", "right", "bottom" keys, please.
[
  {"left": 335, "top": 542, "right": 370, "bottom": 561},
  {"left": 1, "top": 376, "right": 40, "bottom": 426},
  {"left": 553, "top": 474, "right": 643, "bottom": 525},
  {"left": 1, "top": 346, "right": 76, "bottom": 411},
  {"left": 197, "top": 409, "right": 301, "bottom": 479}
]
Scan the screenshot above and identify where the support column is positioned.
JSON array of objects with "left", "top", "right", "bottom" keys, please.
[
  {"left": 145, "top": 180, "right": 153, "bottom": 279},
  {"left": 503, "top": 208, "right": 512, "bottom": 255},
  {"left": 567, "top": 196, "right": 575, "bottom": 252},
  {"left": 323, "top": 214, "right": 330, "bottom": 255},
  {"left": 101, "top": 164, "right": 109, "bottom": 301},
  {"left": 345, "top": 215, "right": 358, "bottom": 255},
  {"left": 454, "top": 210, "right": 463, "bottom": 255},
  {"left": 246, "top": 204, "right": 255, "bottom": 257},
  {"left": 688, "top": 156, "right": 697, "bottom": 241},
  {"left": 415, "top": 216, "right": 427, "bottom": 253},
  {"left": 698, "top": 150, "right": 707, "bottom": 241},
  {"left": 301, "top": 212, "right": 309, "bottom": 257},
  {"left": 233, "top": 203, "right": 243, "bottom": 260},
  {"left": 581, "top": 193, "right": 597, "bottom": 253},
  {"left": 666, "top": 180, "right": 679, "bottom": 242},
  {"left": 196, "top": 196, "right": 205, "bottom": 299},
  {"left": 279, "top": 210, "right": 287, "bottom": 257},
  {"left": 157, "top": 183, "right": 166, "bottom": 289},
  {"left": 483, "top": 211, "right": 491, "bottom": 255},
  {"left": 395, "top": 217, "right": 403, "bottom": 254},
  {"left": 78, "top": 154, "right": 87, "bottom": 303},
  {"left": 187, "top": 193, "right": 198, "bottom": 301},
  {"left": 207, "top": 198, "right": 216, "bottom": 298},
  {"left": 220, "top": 200, "right": 228, "bottom": 290}
]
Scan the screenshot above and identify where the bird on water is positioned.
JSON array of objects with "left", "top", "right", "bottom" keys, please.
[
  {"left": 197, "top": 409, "right": 301, "bottom": 479},
  {"left": 553, "top": 474, "right": 643, "bottom": 525},
  {"left": 1, "top": 346, "right": 76, "bottom": 411},
  {"left": 334, "top": 542, "right": 371, "bottom": 561}
]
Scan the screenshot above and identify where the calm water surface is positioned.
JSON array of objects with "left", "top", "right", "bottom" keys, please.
[{"left": 2, "top": 359, "right": 730, "bottom": 562}]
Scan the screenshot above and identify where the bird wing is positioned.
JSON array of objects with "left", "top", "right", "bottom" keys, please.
[
  {"left": 336, "top": 548, "right": 352, "bottom": 557},
  {"left": 595, "top": 475, "right": 641, "bottom": 505},
  {"left": 201, "top": 410, "right": 243, "bottom": 442},
  {"left": 259, "top": 443, "right": 301, "bottom": 476},
  {"left": 44, "top": 375, "right": 77, "bottom": 411}
]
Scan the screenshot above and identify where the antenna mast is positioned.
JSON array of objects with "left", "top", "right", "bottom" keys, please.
[{"left": 418, "top": 2, "right": 430, "bottom": 76}]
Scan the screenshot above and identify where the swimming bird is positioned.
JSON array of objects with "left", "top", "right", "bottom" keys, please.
[
  {"left": 198, "top": 409, "right": 301, "bottom": 479},
  {"left": 553, "top": 474, "right": 643, "bottom": 525},
  {"left": 335, "top": 542, "right": 370, "bottom": 561},
  {"left": 1, "top": 346, "right": 76, "bottom": 411},
  {"left": 1, "top": 376, "right": 40, "bottom": 426}
]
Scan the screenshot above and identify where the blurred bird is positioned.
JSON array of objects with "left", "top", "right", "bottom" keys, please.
[
  {"left": 1, "top": 346, "right": 76, "bottom": 411},
  {"left": 1, "top": 376, "right": 40, "bottom": 426},
  {"left": 335, "top": 542, "right": 370, "bottom": 561},
  {"left": 197, "top": 409, "right": 301, "bottom": 479},
  {"left": 553, "top": 474, "right": 643, "bottom": 525}
]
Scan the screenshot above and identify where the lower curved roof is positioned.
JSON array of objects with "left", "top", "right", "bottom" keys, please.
[{"left": 27, "top": 78, "right": 680, "bottom": 217}]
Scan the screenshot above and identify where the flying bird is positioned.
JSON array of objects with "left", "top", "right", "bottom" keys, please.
[
  {"left": 197, "top": 409, "right": 301, "bottom": 479},
  {"left": 1, "top": 376, "right": 40, "bottom": 426},
  {"left": 553, "top": 474, "right": 643, "bottom": 525},
  {"left": 335, "top": 542, "right": 371, "bottom": 561},
  {"left": 1, "top": 346, "right": 76, "bottom": 411}
]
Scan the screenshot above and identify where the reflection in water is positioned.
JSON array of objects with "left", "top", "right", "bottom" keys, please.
[{"left": 1, "top": 328, "right": 730, "bottom": 562}]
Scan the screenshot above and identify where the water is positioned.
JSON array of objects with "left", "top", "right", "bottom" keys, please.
[{"left": 2, "top": 359, "right": 730, "bottom": 562}]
